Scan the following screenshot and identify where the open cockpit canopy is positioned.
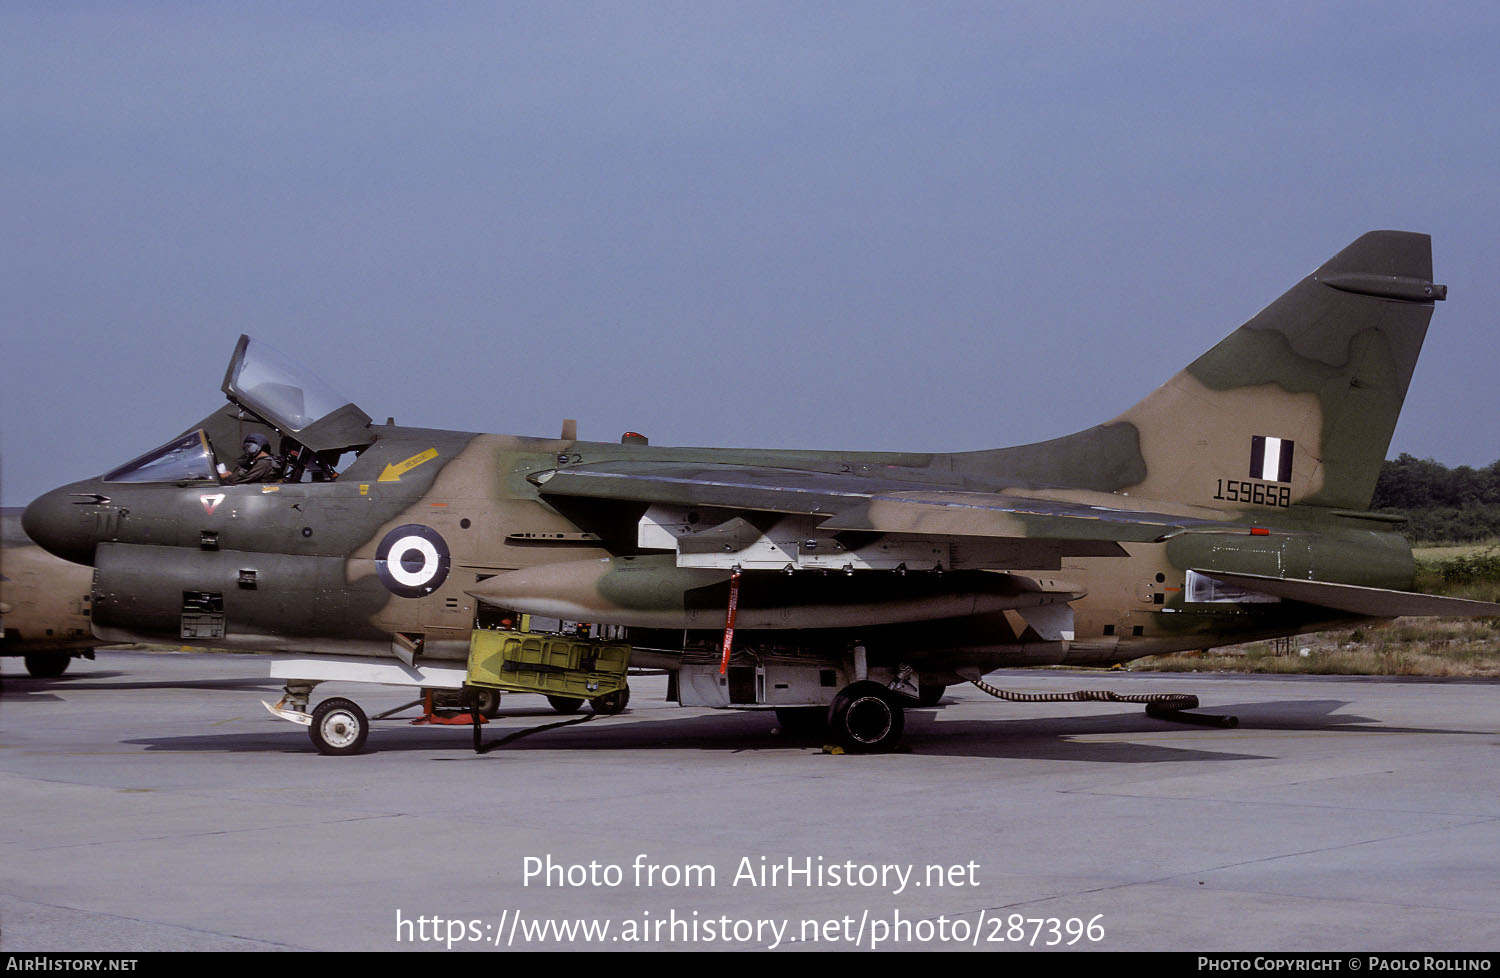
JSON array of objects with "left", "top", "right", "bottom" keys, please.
[{"left": 221, "top": 335, "right": 372, "bottom": 452}]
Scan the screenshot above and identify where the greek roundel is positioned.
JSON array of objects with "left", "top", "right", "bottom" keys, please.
[{"left": 375, "top": 524, "right": 451, "bottom": 598}]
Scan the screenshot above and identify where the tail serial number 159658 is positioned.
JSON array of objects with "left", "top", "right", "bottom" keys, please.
[{"left": 1213, "top": 480, "right": 1292, "bottom": 508}]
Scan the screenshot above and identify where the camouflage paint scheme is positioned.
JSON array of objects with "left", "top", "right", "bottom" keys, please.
[
  {"left": 19, "top": 231, "right": 1498, "bottom": 739},
  {"left": 1, "top": 510, "right": 96, "bottom": 677}
]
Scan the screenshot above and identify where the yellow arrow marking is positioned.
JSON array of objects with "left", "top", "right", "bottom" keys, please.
[{"left": 379, "top": 448, "right": 439, "bottom": 482}]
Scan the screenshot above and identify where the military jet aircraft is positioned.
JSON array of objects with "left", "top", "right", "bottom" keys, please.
[
  {"left": 1, "top": 509, "right": 98, "bottom": 677},
  {"left": 22, "top": 230, "right": 1499, "bottom": 754}
]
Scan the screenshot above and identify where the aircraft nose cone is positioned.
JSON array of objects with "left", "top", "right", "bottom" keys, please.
[{"left": 22, "top": 484, "right": 99, "bottom": 565}]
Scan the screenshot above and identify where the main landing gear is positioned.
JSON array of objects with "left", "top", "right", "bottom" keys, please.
[{"left": 825, "top": 680, "right": 906, "bottom": 754}]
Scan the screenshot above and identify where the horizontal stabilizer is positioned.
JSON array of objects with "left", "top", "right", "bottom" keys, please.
[{"left": 1193, "top": 570, "right": 1500, "bottom": 618}]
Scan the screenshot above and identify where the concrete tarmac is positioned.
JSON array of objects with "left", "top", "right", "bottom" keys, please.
[{"left": 2, "top": 649, "right": 1497, "bottom": 952}]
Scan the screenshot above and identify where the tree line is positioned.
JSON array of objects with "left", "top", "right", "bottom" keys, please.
[{"left": 1371, "top": 454, "right": 1500, "bottom": 543}]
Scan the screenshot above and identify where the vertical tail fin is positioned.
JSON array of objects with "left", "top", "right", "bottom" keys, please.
[
  {"left": 1121, "top": 231, "right": 1443, "bottom": 509},
  {"left": 968, "top": 232, "right": 1445, "bottom": 511}
]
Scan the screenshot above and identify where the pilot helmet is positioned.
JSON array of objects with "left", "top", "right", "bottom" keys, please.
[{"left": 242, "top": 432, "right": 270, "bottom": 455}]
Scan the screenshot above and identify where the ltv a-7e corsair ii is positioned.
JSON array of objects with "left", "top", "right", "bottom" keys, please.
[{"left": 23, "top": 231, "right": 1498, "bottom": 754}]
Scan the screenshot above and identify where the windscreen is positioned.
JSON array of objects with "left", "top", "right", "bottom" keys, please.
[{"left": 103, "top": 430, "right": 218, "bottom": 484}]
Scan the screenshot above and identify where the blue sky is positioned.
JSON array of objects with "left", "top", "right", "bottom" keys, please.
[{"left": 4, "top": 2, "right": 1497, "bottom": 505}]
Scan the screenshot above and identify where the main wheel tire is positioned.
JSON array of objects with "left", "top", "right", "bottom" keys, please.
[
  {"left": 916, "top": 683, "right": 948, "bottom": 707},
  {"left": 309, "top": 697, "right": 369, "bottom": 756},
  {"left": 589, "top": 687, "right": 630, "bottom": 715},
  {"left": 827, "top": 681, "right": 905, "bottom": 753},
  {"left": 24, "top": 654, "right": 70, "bottom": 679},
  {"left": 546, "top": 695, "right": 584, "bottom": 714}
]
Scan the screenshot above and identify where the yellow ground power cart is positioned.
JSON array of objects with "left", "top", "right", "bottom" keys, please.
[{"left": 466, "top": 627, "right": 632, "bottom": 716}]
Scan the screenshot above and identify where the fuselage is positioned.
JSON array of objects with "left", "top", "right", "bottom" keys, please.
[{"left": 22, "top": 420, "right": 1416, "bottom": 677}]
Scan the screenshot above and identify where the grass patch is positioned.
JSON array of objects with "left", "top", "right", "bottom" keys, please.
[
  {"left": 1412, "top": 541, "right": 1500, "bottom": 604},
  {"left": 1411, "top": 538, "right": 1500, "bottom": 562},
  {"left": 1130, "top": 618, "right": 1500, "bottom": 677}
]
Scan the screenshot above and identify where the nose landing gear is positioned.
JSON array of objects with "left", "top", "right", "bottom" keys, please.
[{"left": 309, "top": 697, "right": 369, "bottom": 756}]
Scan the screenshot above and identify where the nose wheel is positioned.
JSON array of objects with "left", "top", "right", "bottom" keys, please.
[{"left": 309, "top": 697, "right": 369, "bottom": 756}]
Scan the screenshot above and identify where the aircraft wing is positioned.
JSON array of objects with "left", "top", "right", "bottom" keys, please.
[
  {"left": 817, "top": 491, "right": 1205, "bottom": 541},
  {"left": 534, "top": 461, "right": 946, "bottom": 514},
  {"left": 531, "top": 461, "right": 1229, "bottom": 571}
]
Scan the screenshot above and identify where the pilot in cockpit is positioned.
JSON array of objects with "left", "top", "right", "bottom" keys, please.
[
  {"left": 280, "top": 440, "right": 341, "bottom": 482},
  {"left": 225, "top": 433, "right": 282, "bottom": 484}
]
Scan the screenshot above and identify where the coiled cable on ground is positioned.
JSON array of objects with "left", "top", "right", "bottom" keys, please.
[
  {"left": 969, "top": 677, "right": 1199, "bottom": 711},
  {"left": 968, "top": 677, "right": 1238, "bottom": 727}
]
